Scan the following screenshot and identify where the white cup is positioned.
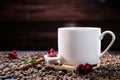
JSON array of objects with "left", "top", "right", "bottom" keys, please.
[{"left": 58, "top": 27, "right": 115, "bottom": 65}]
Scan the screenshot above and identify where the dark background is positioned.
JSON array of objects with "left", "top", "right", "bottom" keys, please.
[{"left": 0, "top": 0, "right": 120, "bottom": 51}]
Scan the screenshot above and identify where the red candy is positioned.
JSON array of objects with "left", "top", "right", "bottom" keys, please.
[{"left": 48, "top": 48, "right": 57, "bottom": 57}]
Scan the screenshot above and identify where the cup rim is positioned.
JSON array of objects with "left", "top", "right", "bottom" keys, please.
[{"left": 58, "top": 27, "right": 100, "bottom": 30}]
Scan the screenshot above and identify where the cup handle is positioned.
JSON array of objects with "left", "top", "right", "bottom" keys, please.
[{"left": 99, "top": 31, "right": 116, "bottom": 58}]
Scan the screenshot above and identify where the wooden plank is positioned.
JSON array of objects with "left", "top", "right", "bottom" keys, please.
[
  {"left": 1, "top": 0, "right": 120, "bottom": 5},
  {"left": 0, "top": 0, "right": 120, "bottom": 21},
  {"left": 0, "top": 0, "right": 94, "bottom": 5}
]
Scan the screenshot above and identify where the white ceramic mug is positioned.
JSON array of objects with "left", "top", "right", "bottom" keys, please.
[{"left": 58, "top": 27, "right": 115, "bottom": 65}]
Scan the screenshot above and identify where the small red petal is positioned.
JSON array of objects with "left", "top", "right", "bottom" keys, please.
[
  {"left": 13, "top": 50, "right": 17, "bottom": 56},
  {"left": 84, "top": 64, "right": 89, "bottom": 71}
]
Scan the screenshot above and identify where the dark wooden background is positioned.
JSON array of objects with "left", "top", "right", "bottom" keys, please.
[{"left": 0, "top": 0, "right": 120, "bottom": 51}]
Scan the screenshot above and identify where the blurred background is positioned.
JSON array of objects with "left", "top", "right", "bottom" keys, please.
[{"left": 0, "top": 0, "right": 120, "bottom": 51}]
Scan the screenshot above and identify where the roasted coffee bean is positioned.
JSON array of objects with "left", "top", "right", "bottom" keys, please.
[
  {"left": 45, "top": 66, "right": 56, "bottom": 71},
  {"left": 59, "top": 71, "right": 66, "bottom": 75},
  {"left": 0, "top": 52, "right": 119, "bottom": 79},
  {"left": 72, "top": 73, "right": 77, "bottom": 78},
  {"left": 3, "top": 67, "right": 10, "bottom": 72},
  {"left": 66, "top": 72, "right": 72, "bottom": 76},
  {"left": 41, "top": 67, "right": 46, "bottom": 72}
]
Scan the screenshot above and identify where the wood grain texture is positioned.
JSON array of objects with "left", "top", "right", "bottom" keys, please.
[
  {"left": 0, "top": 0, "right": 120, "bottom": 21},
  {"left": 0, "top": 0, "right": 120, "bottom": 50}
]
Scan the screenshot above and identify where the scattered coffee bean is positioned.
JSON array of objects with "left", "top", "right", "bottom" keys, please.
[
  {"left": 66, "top": 72, "right": 72, "bottom": 76},
  {"left": 41, "top": 67, "right": 46, "bottom": 72},
  {"left": 33, "top": 69, "right": 38, "bottom": 73},
  {"left": 59, "top": 71, "right": 66, "bottom": 75},
  {"left": 0, "top": 52, "right": 119, "bottom": 79},
  {"left": 3, "top": 67, "right": 10, "bottom": 72},
  {"left": 72, "top": 73, "right": 77, "bottom": 78}
]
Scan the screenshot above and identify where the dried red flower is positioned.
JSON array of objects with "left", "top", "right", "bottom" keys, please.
[
  {"left": 7, "top": 50, "right": 18, "bottom": 60},
  {"left": 13, "top": 50, "right": 17, "bottom": 56},
  {"left": 48, "top": 48, "right": 57, "bottom": 57},
  {"left": 76, "top": 63, "right": 92, "bottom": 73}
]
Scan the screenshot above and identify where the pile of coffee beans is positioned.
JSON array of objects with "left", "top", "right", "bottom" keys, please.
[{"left": 0, "top": 52, "right": 119, "bottom": 80}]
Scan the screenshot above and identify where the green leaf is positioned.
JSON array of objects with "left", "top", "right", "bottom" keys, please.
[
  {"left": 22, "top": 58, "right": 36, "bottom": 65},
  {"left": 31, "top": 58, "right": 36, "bottom": 62},
  {"left": 28, "top": 62, "right": 33, "bottom": 66},
  {"left": 22, "top": 61, "right": 29, "bottom": 64}
]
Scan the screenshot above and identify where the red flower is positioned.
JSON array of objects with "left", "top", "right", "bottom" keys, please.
[
  {"left": 48, "top": 48, "right": 57, "bottom": 57},
  {"left": 13, "top": 50, "right": 17, "bottom": 56},
  {"left": 76, "top": 63, "right": 92, "bottom": 73},
  {"left": 7, "top": 50, "right": 18, "bottom": 60}
]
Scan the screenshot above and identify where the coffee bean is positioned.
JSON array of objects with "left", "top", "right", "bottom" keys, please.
[
  {"left": 66, "top": 72, "right": 72, "bottom": 76},
  {"left": 3, "top": 67, "right": 10, "bottom": 72},
  {"left": 45, "top": 66, "right": 56, "bottom": 71},
  {"left": 42, "top": 72, "right": 46, "bottom": 76},
  {"left": 0, "top": 52, "right": 119, "bottom": 79},
  {"left": 41, "top": 67, "right": 46, "bottom": 72},
  {"left": 32, "top": 74, "right": 36, "bottom": 78},
  {"left": 33, "top": 69, "right": 38, "bottom": 73},
  {"left": 72, "top": 73, "right": 77, "bottom": 78},
  {"left": 59, "top": 71, "right": 66, "bottom": 75},
  {"left": 19, "top": 73, "right": 23, "bottom": 77}
]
